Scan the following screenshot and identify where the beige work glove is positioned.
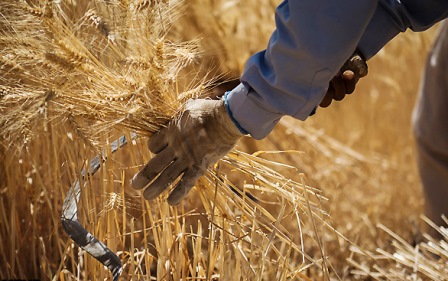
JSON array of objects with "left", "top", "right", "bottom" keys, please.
[{"left": 131, "top": 98, "right": 243, "bottom": 205}]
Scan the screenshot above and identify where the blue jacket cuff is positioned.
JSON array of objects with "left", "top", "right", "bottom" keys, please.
[
  {"left": 224, "top": 83, "right": 282, "bottom": 140},
  {"left": 223, "top": 91, "right": 249, "bottom": 135}
]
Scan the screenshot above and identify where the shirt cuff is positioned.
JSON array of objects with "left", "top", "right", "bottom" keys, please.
[{"left": 224, "top": 83, "right": 282, "bottom": 140}]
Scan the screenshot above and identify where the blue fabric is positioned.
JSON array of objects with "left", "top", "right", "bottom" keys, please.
[
  {"left": 228, "top": 0, "right": 448, "bottom": 139},
  {"left": 224, "top": 91, "right": 249, "bottom": 135},
  {"left": 359, "top": 0, "right": 448, "bottom": 59},
  {"left": 226, "top": 83, "right": 282, "bottom": 139}
]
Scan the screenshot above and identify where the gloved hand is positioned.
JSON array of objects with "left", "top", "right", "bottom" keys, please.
[
  {"left": 319, "top": 52, "right": 368, "bottom": 108},
  {"left": 131, "top": 98, "right": 243, "bottom": 205}
]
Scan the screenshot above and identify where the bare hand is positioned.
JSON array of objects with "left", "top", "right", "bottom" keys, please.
[{"left": 319, "top": 52, "right": 368, "bottom": 108}]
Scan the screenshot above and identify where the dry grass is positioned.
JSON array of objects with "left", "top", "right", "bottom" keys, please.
[
  {"left": 1, "top": 0, "right": 446, "bottom": 280},
  {"left": 349, "top": 217, "right": 448, "bottom": 280},
  {"left": 1, "top": 1, "right": 332, "bottom": 280}
]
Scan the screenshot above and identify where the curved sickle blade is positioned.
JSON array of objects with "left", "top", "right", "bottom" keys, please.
[{"left": 61, "top": 134, "right": 135, "bottom": 281}]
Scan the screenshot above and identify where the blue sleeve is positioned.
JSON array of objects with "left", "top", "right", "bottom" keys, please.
[
  {"left": 225, "top": 0, "right": 448, "bottom": 140},
  {"left": 358, "top": 0, "right": 448, "bottom": 59}
]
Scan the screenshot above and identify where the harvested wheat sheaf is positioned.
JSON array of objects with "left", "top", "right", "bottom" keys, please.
[
  {"left": 1, "top": 1, "right": 333, "bottom": 280},
  {"left": 1, "top": 0, "right": 198, "bottom": 148},
  {"left": 2, "top": 0, "right": 445, "bottom": 280}
]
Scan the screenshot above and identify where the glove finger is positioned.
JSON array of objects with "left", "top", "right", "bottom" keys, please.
[
  {"left": 131, "top": 148, "right": 175, "bottom": 190},
  {"left": 143, "top": 159, "right": 187, "bottom": 200},
  {"left": 148, "top": 127, "right": 168, "bottom": 154},
  {"left": 320, "top": 85, "right": 334, "bottom": 108},
  {"left": 167, "top": 167, "right": 203, "bottom": 206}
]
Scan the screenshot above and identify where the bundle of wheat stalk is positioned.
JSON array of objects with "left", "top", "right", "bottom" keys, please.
[
  {"left": 1, "top": 0, "right": 199, "bottom": 147},
  {"left": 0, "top": 0, "right": 335, "bottom": 280},
  {"left": 349, "top": 216, "right": 448, "bottom": 280}
]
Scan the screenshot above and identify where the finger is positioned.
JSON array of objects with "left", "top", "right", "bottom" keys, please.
[
  {"left": 131, "top": 148, "right": 175, "bottom": 190},
  {"left": 320, "top": 85, "right": 334, "bottom": 108},
  {"left": 342, "top": 70, "right": 358, "bottom": 94},
  {"left": 143, "top": 160, "right": 187, "bottom": 200},
  {"left": 167, "top": 168, "right": 203, "bottom": 206},
  {"left": 342, "top": 70, "right": 354, "bottom": 80},
  {"left": 332, "top": 77, "right": 347, "bottom": 101},
  {"left": 148, "top": 128, "right": 168, "bottom": 154},
  {"left": 345, "top": 79, "right": 358, "bottom": 94},
  {"left": 342, "top": 53, "right": 368, "bottom": 78}
]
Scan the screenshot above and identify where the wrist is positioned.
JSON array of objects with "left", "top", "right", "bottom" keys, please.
[
  {"left": 224, "top": 83, "right": 282, "bottom": 140},
  {"left": 215, "top": 99, "right": 245, "bottom": 139}
]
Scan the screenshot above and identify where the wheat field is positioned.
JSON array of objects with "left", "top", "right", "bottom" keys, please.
[{"left": 1, "top": 1, "right": 446, "bottom": 280}]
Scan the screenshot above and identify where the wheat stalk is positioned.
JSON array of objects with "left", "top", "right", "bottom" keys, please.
[
  {"left": 1, "top": 1, "right": 332, "bottom": 279},
  {"left": 349, "top": 216, "right": 448, "bottom": 280}
]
